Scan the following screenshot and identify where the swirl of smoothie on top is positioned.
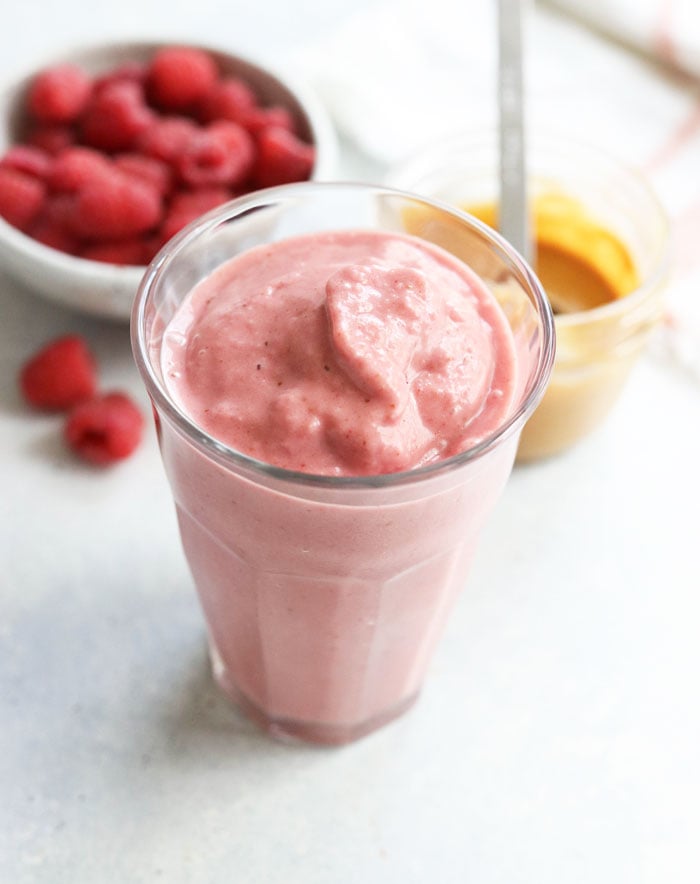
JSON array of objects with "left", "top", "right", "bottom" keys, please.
[{"left": 162, "top": 229, "right": 518, "bottom": 476}]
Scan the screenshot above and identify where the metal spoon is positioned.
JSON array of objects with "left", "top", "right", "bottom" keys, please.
[{"left": 497, "top": 0, "right": 532, "bottom": 264}]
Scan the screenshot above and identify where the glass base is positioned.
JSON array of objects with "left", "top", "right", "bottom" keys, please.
[{"left": 210, "top": 648, "right": 419, "bottom": 746}]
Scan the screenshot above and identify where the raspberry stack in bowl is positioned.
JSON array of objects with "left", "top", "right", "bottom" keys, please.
[{"left": 0, "top": 41, "right": 336, "bottom": 320}]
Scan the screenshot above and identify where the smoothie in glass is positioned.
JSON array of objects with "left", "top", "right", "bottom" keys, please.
[{"left": 132, "top": 183, "right": 554, "bottom": 744}]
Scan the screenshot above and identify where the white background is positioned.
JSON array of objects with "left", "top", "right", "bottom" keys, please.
[{"left": 2, "top": 1, "right": 699, "bottom": 881}]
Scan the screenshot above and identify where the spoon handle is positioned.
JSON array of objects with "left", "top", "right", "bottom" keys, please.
[{"left": 497, "top": 0, "right": 532, "bottom": 264}]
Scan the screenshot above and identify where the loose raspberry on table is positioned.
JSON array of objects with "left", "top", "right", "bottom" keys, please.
[
  {"left": 68, "top": 172, "right": 162, "bottom": 241},
  {"left": 64, "top": 392, "right": 144, "bottom": 465},
  {"left": 28, "top": 64, "right": 92, "bottom": 124},
  {"left": 81, "top": 81, "right": 154, "bottom": 152},
  {"left": 48, "top": 146, "right": 112, "bottom": 192},
  {"left": 254, "top": 126, "right": 315, "bottom": 188},
  {"left": 0, "top": 145, "right": 52, "bottom": 179},
  {"left": 19, "top": 334, "right": 97, "bottom": 410},
  {"left": 147, "top": 47, "right": 218, "bottom": 112},
  {"left": 0, "top": 167, "right": 46, "bottom": 231},
  {"left": 197, "top": 76, "right": 257, "bottom": 125}
]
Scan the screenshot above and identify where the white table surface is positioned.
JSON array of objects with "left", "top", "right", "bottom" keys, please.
[{"left": 2, "top": 2, "right": 700, "bottom": 882}]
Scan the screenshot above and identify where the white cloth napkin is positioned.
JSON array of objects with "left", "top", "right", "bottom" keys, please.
[{"left": 296, "top": 0, "right": 700, "bottom": 381}]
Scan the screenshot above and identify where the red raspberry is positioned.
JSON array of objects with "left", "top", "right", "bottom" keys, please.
[
  {"left": 138, "top": 116, "right": 198, "bottom": 164},
  {"left": 19, "top": 335, "right": 97, "bottom": 410},
  {"left": 208, "top": 121, "right": 255, "bottom": 185},
  {"left": 81, "top": 81, "right": 154, "bottom": 152},
  {"left": 30, "top": 194, "right": 80, "bottom": 253},
  {"left": 28, "top": 64, "right": 92, "bottom": 124},
  {"left": 159, "top": 186, "right": 230, "bottom": 243},
  {"left": 141, "top": 235, "right": 163, "bottom": 263},
  {"left": 30, "top": 213, "right": 79, "bottom": 254},
  {"left": 81, "top": 238, "right": 148, "bottom": 265},
  {"left": 39, "top": 192, "right": 75, "bottom": 228},
  {"left": 0, "top": 145, "right": 52, "bottom": 179},
  {"left": 64, "top": 392, "right": 144, "bottom": 466},
  {"left": 94, "top": 61, "right": 147, "bottom": 94},
  {"left": 31, "top": 223, "right": 76, "bottom": 254},
  {"left": 26, "top": 124, "right": 75, "bottom": 155},
  {"left": 0, "top": 167, "right": 46, "bottom": 231},
  {"left": 175, "top": 124, "right": 254, "bottom": 188},
  {"left": 114, "top": 153, "right": 173, "bottom": 197},
  {"left": 197, "top": 76, "right": 257, "bottom": 124},
  {"left": 244, "top": 105, "right": 295, "bottom": 136},
  {"left": 147, "top": 47, "right": 218, "bottom": 112},
  {"left": 69, "top": 172, "right": 162, "bottom": 241},
  {"left": 48, "top": 146, "right": 112, "bottom": 192},
  {"left": 254, "top": 127, "right": 315, "bottom": 187}
]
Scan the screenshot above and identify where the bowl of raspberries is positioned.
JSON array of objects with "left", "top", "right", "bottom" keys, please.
[{"left": 0, "top": 41, "right": 336, "bottom": 320}]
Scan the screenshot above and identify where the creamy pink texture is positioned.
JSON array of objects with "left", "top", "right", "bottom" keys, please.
[{"left": 162, "top": 230, "right": 517, "bottom": 476}]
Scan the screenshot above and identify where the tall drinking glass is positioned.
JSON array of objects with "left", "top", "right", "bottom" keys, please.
[{"left": 131, "top": 183, "right": 555, "bottom": 745}]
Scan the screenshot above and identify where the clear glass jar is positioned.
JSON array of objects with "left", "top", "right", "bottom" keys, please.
[{"left": 388, "top": 131, "right": 670, "bottom": 460}]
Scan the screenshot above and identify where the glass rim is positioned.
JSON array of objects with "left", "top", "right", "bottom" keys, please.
[
  {"left": 131, "top": 181, "right": 556, "bottom": 490},
  {"left": 388, "top": 128, "right": 671, "bottom": 329}
]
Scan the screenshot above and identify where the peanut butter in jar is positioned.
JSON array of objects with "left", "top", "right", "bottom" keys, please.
[
  {"left": 390, "top": 133, "right": 670, "bottom": 461},
  {"left": 467, "top": 191, "right": 665, "bottom": 461}
]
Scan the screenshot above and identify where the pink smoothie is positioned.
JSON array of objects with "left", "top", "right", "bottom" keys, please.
[
  {"left": 158, "top": 229, "right": 520, "bottom": 742},
  {"left": 162, "top": 230, "right": 517, "bottom": 476}
]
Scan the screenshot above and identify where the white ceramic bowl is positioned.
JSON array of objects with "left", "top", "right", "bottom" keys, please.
[{"left": 0, "top": 41, "right": 337, "bottom": 321}]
